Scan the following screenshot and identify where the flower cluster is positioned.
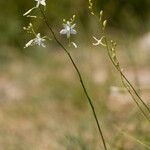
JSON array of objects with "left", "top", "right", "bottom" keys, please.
[
  {"left": 24, "top": 33, "right": 46, "bottom": 48},
  {"left": 23, "top": 0, "right": 47, "bottom": 48},
  {"left": 23, "top": 0, "right": 77, "bottom": 48},
  {"left": 23, "top": 23, "right": 46, "bottom": 48}
]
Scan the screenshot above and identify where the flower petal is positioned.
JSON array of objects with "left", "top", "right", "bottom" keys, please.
[
  {"left": 41, "top": 43, "right": 46, "bottom": 48},
  {"left": 36, "top": 2, "right": 40, "bottom": 7},
  {"left": 71, "top": 29, "right": 77, "bottom": 34},
  {"left": 93, "top": 36, "right": 98, "bottom": 42},
  {"left": 92, "top": 42, "right": 99, "bottom": 46},
  {"left": 71, "top": 24, "right": 76, "bottom": 29},
  {"left": 72, "top": 42, "right": 77, "bottom": 48},
  {"left": 36, "top": 33, "right": 41, "bottom": 38},
  {"left": 41, "top": 0, "right": 46, "bottom": 6},
  {"left": 66, "top": 21, "right": 71, "bottom": 26},
  {"left": 60, "top": 29, "right": 67, "bottom": 34},
  {"left": 23, "top": 7, "right": 36, "bottom": 16},
  {"left": 24, "top": 40, "right": 34, "bottom": 48}
]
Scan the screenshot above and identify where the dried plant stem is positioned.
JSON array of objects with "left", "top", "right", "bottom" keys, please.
[
  {"left": 104, "top": 37, "right": 150, "bottom": 122},
  {"left": 39, "top": 8, "right": 108, "bottom": 150}
]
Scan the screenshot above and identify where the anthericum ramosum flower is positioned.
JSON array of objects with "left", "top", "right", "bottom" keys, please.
[
  {"left": 92, "top": 36, "right": 106, "bottom": 47},
  {"left": 60, "top": 21, "right": 77, "bottom": 39},
  {"left": 24, "top": 33, "right": 46, "bottom": 48},
  {"left": 23, "top": 0, "right": 46, "bottom": 16}
]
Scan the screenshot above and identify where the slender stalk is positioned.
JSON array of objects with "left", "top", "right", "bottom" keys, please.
[
  {"left": 104, "top": 37, "right": 150, "bottom": 122},
  {"left": 39, "top": 8, "right": 108, "bottom": 150},
  {"left": 115, "top": 126, "right": 150, "bottom": 149},
  {"left": 121, "top": 71, "right": 150, "bottom": 113},
  {"left": 99, "top": 12, "right": 150, "bottom": 115},
  {"left": 121, "top": 76, "right": 150, "bottom": 122}
]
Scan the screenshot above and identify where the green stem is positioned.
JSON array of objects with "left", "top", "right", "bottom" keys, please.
[
  {"left": 104, "top": 37, "right": 150, "bottom": 122},
  {"left": 39, "top": 8, "right": 108, "bottom": 150},
  {"left": 121, "top": 76, "right": 150, "bottom": 122}
]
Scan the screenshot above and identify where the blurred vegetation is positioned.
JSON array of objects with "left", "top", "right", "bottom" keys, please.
[
  {"left": 0, "top": 0, "right": 149, "bottom": 48},
  {"left": 0, "top": 46, "right": 149, "bottom": 149},
  {"left": 0, "top": 1, "right": 150, "bottom": 149}
]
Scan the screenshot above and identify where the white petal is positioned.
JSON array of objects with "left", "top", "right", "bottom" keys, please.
[
  {"left": 24, "top": 40, "right": 34, "bottom": 48},
  {"left": 72, "top": 42, "right": 77, "bottom": 48},
  {"left": 41, "top": 43, "right": 46, "bottom": 48},
  {"left": 36, "top": 2, "right": 40, "bottom": 7},
  {"left": 60, "top": 29, "right": 67, "bottom": 34},
  {"left": 36, "top": 33, "right": 41, "bottom": 38},
  {"left": 41, "top": 1, "right": 46, "bottom": 6},
  {"left": 41, "top": 38, "right": 46, "bottom": 42},
  {"left": 66, "top": 21, "right": 71, "bottom": 26},
  {"left": 71, "top": 29, "right": 77, "bottom": 34},
  {"left": 27, "top": 15, "right": 37, "bottom": 18},
  {"left": 23, "top": 7, "right": 36, "bottom": 16},
  {"left": 71, "top": 24, "right": 76, "bottom": 29},
  {"left": 92, "top": 42, "right": 99, "bottom": 46},
  {"left": 93, "top": 36, "right": 99, "bottom": 42}
]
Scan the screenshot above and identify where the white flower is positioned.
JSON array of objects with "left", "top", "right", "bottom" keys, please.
[
  {"left": 35, "top": 0, "right": 46, "bottom": 8},
  {"left": 23, "top": 0, "right": 46, "bottom": 16},
  {"left": 92, "top": 36, "right": 106, "bottom": 47},
  {"left": 60, "top": 21, "right": 77, "bottom": 38},
  {"left": 24, "top": 33, "right": 46, "bottom": 48}
]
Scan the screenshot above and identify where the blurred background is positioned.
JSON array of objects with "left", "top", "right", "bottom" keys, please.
[{"left": 0, "top": 0, "right": 150, "bottom": 149}]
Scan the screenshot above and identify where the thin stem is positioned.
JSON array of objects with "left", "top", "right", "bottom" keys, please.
[
  {"left": 121, "top": 76, "right": 150, "bottom": 122},
  {"left": 39, "top": 8, "right": 108, "bottom": 150},
  {"left": 121, "top": 71, "right": 150, "bottom": 114},
  {"left": 100, "top": 22, "right": 150, "bottom": 115},
  {"left": 115, "top": 126, "right": 150, "bottom": 149},
  {"left": 104, "top": 37, "right": 150, "bottom": 122}
]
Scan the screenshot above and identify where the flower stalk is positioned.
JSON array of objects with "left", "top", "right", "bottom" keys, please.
[
  {"left": 89, "top": 0, "right": 150, "bottom": 122},
  {"left": 104, "top": 37, "right": 150, "bottom": 122},
  {"left": 39, "top": 6, "right": 108, "bottom": 150}
]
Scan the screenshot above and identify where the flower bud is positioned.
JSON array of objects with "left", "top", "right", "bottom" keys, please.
[
  {"left": 99, "top": 10, "right": 103, "bottom": 21},
  {"left": 103, "top": 20, "right": 107, "bottom": 29}
]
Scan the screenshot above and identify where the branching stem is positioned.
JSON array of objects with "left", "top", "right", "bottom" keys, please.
[{"left": 104, "top": 37, "right": 150, "bottom": 122}]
